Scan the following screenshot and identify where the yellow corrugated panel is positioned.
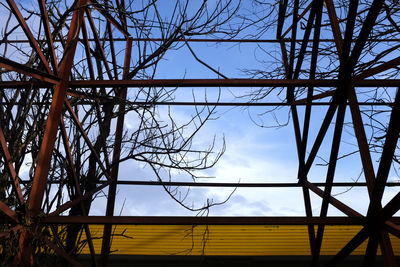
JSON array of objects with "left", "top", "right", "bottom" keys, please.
[{"left": 79, "top": 225, "right": 400, "bottom": 256}]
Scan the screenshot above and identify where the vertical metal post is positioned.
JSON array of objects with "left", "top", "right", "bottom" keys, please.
[
  {"left": 15, "top": 1, "right": 87, "bottom": 265},
  {"left": 100, "top": 38, "right": 132, "bottom": 266}
]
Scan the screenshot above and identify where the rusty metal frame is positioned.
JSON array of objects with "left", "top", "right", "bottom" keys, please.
[{"left": 1, "top": 0, "right": 400, "bottom": 266}]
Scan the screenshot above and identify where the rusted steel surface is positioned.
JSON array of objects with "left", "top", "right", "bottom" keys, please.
[
  {"left": 4, "top": 37, "right": 400, "bottom": 44},
  {"left": 6, "top": 0, "right": 54, "bottom": 75},
  {"left": 1, "top": 78, "right": 400, "bottom": 89},
  {"left": 100, "top": 38, "right": 133, "bottom": 264},
  {"left": 54, "top": 78, "right": 400, "bottom": 87},
  {"left": 281, "top": 2, "right": 312, "bottom": 38},
  {"left": 38, "top": 0, "right": 58, "bottom": 74},
  {"left": 60, "top": 119, "right": 98, "bottom": 265},
  {"left": 348, "top": 88, "right": 377, "bottom": 194},
  {"left": 0, "top": 126, "right": 24, "bottom": 205},
  {"left": 0, "top": 200, "right": 19, "bottom": 222},
  {"left": 11, "top": 1, "right": 88, "bottom": 264},
  {"left": 0, "top": 57, "right": 60, "bottom": 84},
  {"left": 85, "top": 8, "right": 113, "bottom": 80},
  {"left": 28, "top": 0, "right": 88, "bottom": 215},
  {"left": 88, "top": 0, "right": 130, "bottom": 37},
  {"left": 324, "top": 0, "right": 343, "bottom": 56},
  {"left": 11, "top": 180, "right": 400, "bottom": 187},
  {"left": 321, "top": 4, "right": 396, "bottom": 263},
  {"left": 304, "top": 181, "right": 361, "bottom": 218}
]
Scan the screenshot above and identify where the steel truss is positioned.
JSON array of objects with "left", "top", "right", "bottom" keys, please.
[{"left": 0, "top": 0, "right": 400, "bottom": 266}]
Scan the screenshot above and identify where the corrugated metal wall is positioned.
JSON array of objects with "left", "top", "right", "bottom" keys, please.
[{"left": 78, "top": 225, "right": 400, "bottom": 256}]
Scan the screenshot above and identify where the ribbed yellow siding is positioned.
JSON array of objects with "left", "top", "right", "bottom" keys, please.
[{"left": 79, "top": 225, "right": 399, "bottom": 256}]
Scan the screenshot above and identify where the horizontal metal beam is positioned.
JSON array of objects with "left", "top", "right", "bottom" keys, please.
[
  {"left": 3, "top": 38, "right": 400, "bottom": 44},
  {"left": 0, "top": 101, "right": 395, "bottom": 106},
  {"left": 1, "top": 79, "right": 400, "bottom": 89},
  {"left": 0, "top": 201, "right": 19, "bottom": 222},
  {"left": 113, "top": 101, "right": 396, "bottom": 106},
  {"left": 41, "top": 216, "right": 392, "bottom": 225},
  {"left": 0, "top": 57, "right": 60, "bottom": 84},
  {"left": 18, "top": 180, "right": 400, "bottom": 187},
  {"left": 67, "top": 79, "right": 400, "bottom": 88}
]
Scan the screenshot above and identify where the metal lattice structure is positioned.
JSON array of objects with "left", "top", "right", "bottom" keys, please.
[{"left": 1, "top": 0, "right": 400, "bottom": 266}]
